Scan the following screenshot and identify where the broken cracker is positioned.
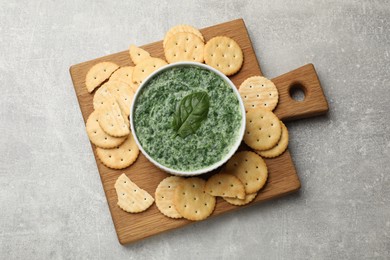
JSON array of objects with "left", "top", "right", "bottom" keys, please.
[
  {"left": 132, "top": 57, "right": 167, "bottom": 86},
  {"left": 97, "top": 98, "right": 130, "bottom": 137},
  {"left": 129, "top": 45, "right": 151, "bottom": 65},
  {"left": 85, "top": 62, "right": 119, "bottom": 93},
  {"left": 115, "top": 173, "right": 154, "bottom": 213}
]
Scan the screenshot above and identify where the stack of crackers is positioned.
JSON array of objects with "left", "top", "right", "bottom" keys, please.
[{"left": 82, "top": 24, "right": 289, "bottom": 222}]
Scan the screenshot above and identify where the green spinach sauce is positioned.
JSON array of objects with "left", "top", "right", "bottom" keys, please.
[{"left": 134, "top": 65, "right": 242, "bottom": 171}]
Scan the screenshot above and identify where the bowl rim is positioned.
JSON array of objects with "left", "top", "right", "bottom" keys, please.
[{"left": 130, "top": 61, "right": 246, "bottom": 176}]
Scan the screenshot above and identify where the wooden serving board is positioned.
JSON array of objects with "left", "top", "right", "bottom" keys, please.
[{"left": 69, "top": 19, "right": 328, "bottom": 245}]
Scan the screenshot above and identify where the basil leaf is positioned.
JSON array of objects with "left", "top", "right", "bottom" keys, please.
[{"left": 172, "top": 92, "right": 210, "bottom": 138}]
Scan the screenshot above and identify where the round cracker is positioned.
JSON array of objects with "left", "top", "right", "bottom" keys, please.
[
  {"left": 226, "top": 151, "right": 268, "bottom": 194},
  {"left": 205, "top": 173, "right": 245, "bottom": 199},
  {"left": 174, "top": 178, "right": 216, "bottom": 221},
  {"left": 204, "top": 36, "right": 243, "bottom": 76},
  {"left": 132, "top": 57, "right": 167, "bottom": 85},
  {"left": 109, "top": 66, "right": 137, "bottom": 91},
  {"left": 96, "top": 131, "right": 139, "bottom": 169},
  {"left": 244, "top": 108, "right": 282, "bottom": 150},
  {"left": 85, "top": 62, "right": 119, "bottom": 93},
  {"left": 239, "top": 76, "right": 279, "bottom": 111},
  {"left": 163, "top": 24, "right": 204, "bottom": 48},
  {"left": 223, "top": 193, "right": 257, "bottom": 206},
  {"left": 164, "top": 32, "right": 204, "bottom": 63},
  {"left": 86, "top": 110, "right": 127, "bottom": 149},
  {"left": 155, "top": 176, "right": 184, "bottom": 219},
  {"left": 256, "top": 121, "right": 289, "bottom": 158}
]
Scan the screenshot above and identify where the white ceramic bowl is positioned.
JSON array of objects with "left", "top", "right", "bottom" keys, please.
[{"left": 130, "top": 62, "right": 246, "bottom": 176}]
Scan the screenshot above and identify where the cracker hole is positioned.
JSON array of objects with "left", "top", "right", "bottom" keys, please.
[
  {"left": 195, "top": 210, "right": 198, "bottom": 213},
  {"left": 168, "top": 205, "right": 171, "bottom": 208},
  {"left": 195, "top": 46, "right": 198, "bottom": 48},
  {"left": 228, "top": 44, "right": 231, "bottom": 47},
  {"left": 264, "top": 103, "right": 267, "bottom": 106},
  {"left": 259, "top": 128, "right": 262, "bottom": 130},
  {"left": 257, "top": 94, "right": 259, "bottom": 97},
  {"left": 94, "top": 77, "right": 97, "bottom": 79},
  {"left": 218, "top": 181, "right": 221, "bottom": 185},
  {"left": 168, "top": 185, "right": 171, "bottom": 188},
  {"left": 245, "top": 170, "right": 248, "bottom": 174},
  {"left": 132, "top": 201, "right": 134, "bottom": 204},
  {"left": 175, "top": 42, "right": 178, "bottom": 45},
  {"left": 245, "top": 183, "right": 248, "bottom": 185},
  {"left": 257, "top": 139, "right": 259, "bottom": 142},
  {"left": 94, "top": 131, "right": 97, "bottom": 134},
  {"left": 182, "top": 192, "right": 185, "bottom": 195},
  {"left": 222, "top": 193, "right": 225, "bottom": 195},
  {"left": 252, "top": 105, "right": 255, "bottom": 107},
  {"left": 192, "top": 184, "right": 195, "bottom": 188},
  {"left": 184, "top": 205, "right": 187, "bottom": 207},
  {"left": 104, "top": 69, "right": 106, "bottom": 72},
  {"left": 245, "top": 159, "right": 248, "bottom": 162},
  {"left": 121, "top": 158, "right": 123, "bottom": 161},
  {"left": 161, "top": 196, "right": 164, "bottom": 199},
  {"left": 105, "top": 137, "right": 108, "bottom": 140},
  {"left": 122, "top": 193, "right": 125, "bottom": 196},
  {"left": 141, "top": 69, "right": 145, "bottom": 72},
  {"left": 108, "top": 155, "right": 111, "bottom": 158},
  {"left": 137, "top": 53, "right": 141, "bottom": 56},
  {"left": 247, "top": 131, "right": 250, "bottom": 134},
  {"left": 256, "top": 166, "right": 259, "bottom": 169},
  {"left": 144, "top": 198, "right": 146, "bottom": 200},
  {"left": 186, "top": 38, "right": 189, "bottom": 41},
  {"left": 230, "top": 184, "right": 234, "bottom": 187},
  {"left": 257, "top": 178, "right": 259, "bottom": 181},
  {"left": 268, "top": 135, "right": 271, "bottom": 138},
  {"left": 204, "top": 203, "right": 207, "bottom": 206},
  {"left": 194, "top": 197, "right": 197, "bottom": 200}
]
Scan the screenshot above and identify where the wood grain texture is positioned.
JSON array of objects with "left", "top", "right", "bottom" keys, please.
[{"left": 69, "top": 19, "right": 328, "bottom": 245}]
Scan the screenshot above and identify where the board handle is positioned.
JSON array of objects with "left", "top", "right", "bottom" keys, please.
[{"left": 272, "top": 64, "right": 329, "bottom": 121}]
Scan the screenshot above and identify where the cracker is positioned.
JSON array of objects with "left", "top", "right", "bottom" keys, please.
[
  {"left": 164, "top": 32, "right": 204, "bottom": 63},
  {"left": 205, "top": 173, "right": 245, "bottom": 199},
  {"left": 85, "top": 62, "right": 119, "bottom": 93},
  {"left": 115, "top": 173, "right": 154, "bottom": 213},
  {"left": 223, "top": 193, "right": 257, "bottom": 206},
  {"left": 93, "top": 81, "right": 134, "bottom": 116},
  {"left": 109, "top": 66, "right": 137, "bottom": 91},
  {"left": 132, "top": 57, "right": 167, "bottom": 85},
  {"left": 244, "top": 108, "right": 282, "bottom": 150},
  {"left": 129, "top": 45, "right": 151, "bottom": 65},
  {"left": 239, "top": 76, "right": 279, "bottom": 111},
  {"left": 107, "top": 81, "right": 135, "bottom": 117},
  {"left": 97, "top": 98, "right": 130, "bottom": 137},
  {"left": 96, "top": 132, "right": 139, "bottom": 169},
  {"left": 256, "top": 121, "right": 289, "bottom": 158},
  {"left": 174, "top": 178, "right": 216, "bottom": 221},
  {"left": 163, "top": 24, "right": 204, "bottom": 48},
  {"left": 226, "top": 151, "right": 268, "bottom": 194},
  {"left": 204, "top": 36, "right": 243, "bottom": 76},
  {"left": 155, "top": 176, "right": 184, "bottom": 219},
  {"left": 86, "top": 110, "right": 127, "bottom": 149}
]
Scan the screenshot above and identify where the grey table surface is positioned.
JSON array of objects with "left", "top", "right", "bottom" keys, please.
[{"left": 1, "top": 0, "right": 389, "bottom": 259}]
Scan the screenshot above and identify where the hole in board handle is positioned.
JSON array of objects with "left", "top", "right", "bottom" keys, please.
[{"left": 289, "top": 82, "right": 306, "bottom": 102}]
